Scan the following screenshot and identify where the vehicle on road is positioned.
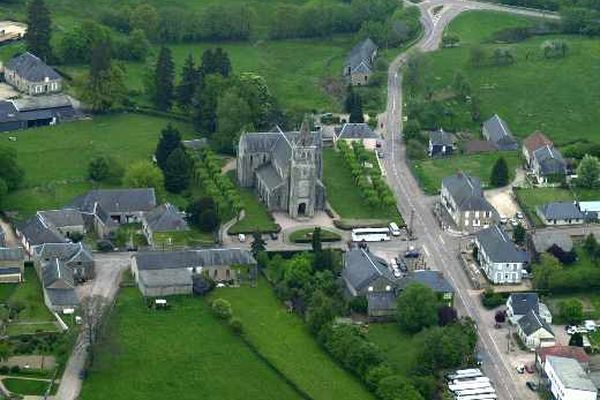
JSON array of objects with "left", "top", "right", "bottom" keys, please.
[
  {"left": 526, "top": 381, "right": 539, "bottom": 391},
  {"left": 585, "top": 320, "right": 597, "bottom": 331},
  {"left": 389, "top": 222, "right": 401, "bottom": 236},
  {"left": 515, "top": 365, "right": 525, "bottom": 374},
  {"left": 351, "top": 227, "right": 391, "bottom": 242},
  {"left": 516, "top": 212, "right": 524, "bottom": 219},
  {"left": 404, "top": 246, "right": 420, "bottom": 258},
  {"left": 269, "top": 232, "right": 278, "bottom": 240}
]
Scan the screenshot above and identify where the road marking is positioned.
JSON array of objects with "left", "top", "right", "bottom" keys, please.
[
  {"left": 438, "top": 234, "right": 445, "bottom": 245},
  {"left": 422, "top": 245, "right": 430, "bottom": 257}
]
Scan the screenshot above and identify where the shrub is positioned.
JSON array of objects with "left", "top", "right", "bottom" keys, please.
[
  {"left": 481, "top": 288, "right": 505, "bottom": 309},
  {"left": 229, "top": 318, "right": 243, "bottom": 335},
  {"left": 0, "top": 366, "right": 8, "bottom": 374},
  {"left": 211, "top": 298, "right": 232, "bottom": 320},
  {"left": 10, "top": 366, "right": 20, "bottom": 373},
  {"left": 349, "top": 296, "right": 368, "bottom": 313}
]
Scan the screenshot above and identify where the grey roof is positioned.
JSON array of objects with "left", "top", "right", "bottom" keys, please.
[
  {"left": 38, "top": 209, "right": 84, "bottom": 228},
  {"left": 533, "top": 145, "right": 566, "bottom": 176},
  {"left": 518, "top": 309, "right": 553, "bottom": 336},
  {"left": 0, "top": 230, "right": 5, "bottom": 247},
  {"left": 342, "top": 248, "right": 396, "bottom": 293},
  {"left": 338, "top": 123, "right": 377, "bottom": 140},
  {"left": 135, "top": 249, "right": 256, "bottom": 271},
  {"left": 429, "top": 129, "right": 453, "bottom": 146},
  {"left": 442, "top": 173, "right": 495, "bottom": 212},
  {"left": 256, "top": 164, "right": 284, "bottom": 190},
  {"left": 6, "top": 52, "right": 61, "bottom": 82},
  {"left": 538, "top": 202, "right": 584, "bottom": 221},
  {"left": 239, "top": 131, "right": 282, "bottom": 153},
  {"left": 33, "top": 242, "right": 93, "bottom": 264},
  {"left": 531, "top": 230, "right": 574, "bottom": 252},
  {"left": 144, "top": 203, "right": 189, "bottom": 233},
  {"left": 0, "top": 247, "right": 23, "bottom": 261},
  {"left": 13, "top": 94, "right": 72, "bottom": 112},
  {"left": 0, "top": 267, "right": 21, "bottom": 275},
  {"left": 546, "top": 356, "right": 597, "bottom": 392},
  {"left": 70, "top": 188, "right": 157, "bottom": 214},
  {"left": 138, "top": 268, "right": 192, "bottom": 289},
  {"left": 401, "top": 270, "right": 454, "bottom": 293},
  {"left": 345, "top": 38, "right": 377, "bottom": 73},
  {"left": 483, "top": 114, "right": 518, "bottom": 150},
  {"left": 17, "top": 215, "right": 67, "bottom": 247},
  {"left": 367, "top": 292, "right": 397, "bottom": 313},
  {"left": 45, "top": 288, "right": 79, "bottom": 307},
  {"left": 42, "top": 259, "right": 75, "bottom": 289},
  {"left": 508, "top": 293, "right": 539, "bottom": 316},
  {"left": 475, "top": 225, "right": 530, "bottom": 263},
  {"left": 0, "top": 101, "right": 19, "bottom": 123}
]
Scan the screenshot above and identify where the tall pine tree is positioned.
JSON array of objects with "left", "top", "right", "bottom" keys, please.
[
  {"left": 164, "top": 147, "right": 192, "bottom": 193},
  {"left": 82, "top": 40, "right": 126, "bottom": 113},
  {"left": 25, "top": 0, "right": 52, "bottom": 61},
  {"left": 348, "top": 92, "right": 364, "bottom": 123},
  {"left": 155, "top": 124, "right": 182, "bottom": 170},
  {"left": 176, "top": 54, "right": 199, "bottom": 111},
  {"left": 490, "top": 157, "right": 509, "bottom": 187},
  {"left": 153, "top": 46, "right": 175, "bottom": 111},
  {"left": 201, "top": 48, "right": 231, "bottom": 77}
]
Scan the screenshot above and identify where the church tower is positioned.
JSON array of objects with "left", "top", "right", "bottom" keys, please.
[{"left": 288, "top": 118, "right": 318, "bottom": 218}]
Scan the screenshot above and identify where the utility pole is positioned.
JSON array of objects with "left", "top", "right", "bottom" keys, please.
[{"left": 408, "top": 209, "right": 415, "bottom": 240}]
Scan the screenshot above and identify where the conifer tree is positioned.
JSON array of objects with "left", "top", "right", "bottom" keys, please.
[
  {"left": 25, "top": 0, "right": 52, "bottom": 61},
  {"left": 164, "top": 147, "right": 192, "bottom": 193},
  {"left": 176, "top": 54, "right": 199, "bottom": 111},
  {"left": 155, "top": 124, "right": 182, "bottom": 170},
  {"left": 490, "top": 157, "right": 509, "bottom": 187},
  {"left": 153, "top": 46, "right": 175, "bottom": 111}
]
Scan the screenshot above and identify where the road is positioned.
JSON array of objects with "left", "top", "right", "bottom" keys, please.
[{"left": 382, "top": 2, "right": 558, "bottom": 399}]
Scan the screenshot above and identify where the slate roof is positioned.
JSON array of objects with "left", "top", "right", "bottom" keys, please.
[
  {"left": 0, "top": 247, "right": 23, "bottom": 261},
  {"left": 0, "top": 101, "right": 19, "bottom": 123},
  {"left": 531, "top": 230, "right": 574, "bottom": 252},
  {"left": 6, "top": 52, "right": 61, "bottom": 82},
  {"left": 45, "top": 288, "right": 79, "bottom": 307},
  {"left": 338, "top": 123, "right": 378, "bottom": 140},
  {"left": 538, "top": 346, "right": 590, "bottom": 365},
  {"left": 518, "top": 309, "right": 553, "bottom": 336},
  {"left": 533, "top": 145, "right": 566, "bottom": 176},
  {"left": 342, "top": 248, "right": 396, "bottom": 293},
  {"left": 70, "top": 188, "right": 157, "bottom": 214},
  {"left": 546, "top": 356, "right": 597, "bottom": 392},
  {"left": 483, "top": 114, "right": 518, "bottom": 150},
  {"left": 33, "top": 242, "right": 93, "bottom": 264},
  {"left": 17, "top": 215, "right": 67, "bottom": 247},
  {"left": 135, "top": 249, "right": 257, "bottom": 271},
  {"left": 345, "top": 38, "right": 377, "bottom": 74},
  {"left": 400, "top": 270, "right": 454, "bottom": 293},
  {"left": 475, "top": 225, "right": 530, "bottom": 263},
  {"left": 523, "top": 131, "right": 553, "bottom": 155},
  {"left": 0, "top": 267, "right": 21, "bottom": 275},
  {"left": 508, "top": 293, "right": 539, "bottom": 316},
  {"left": 144, "top": 203, "right": 189, "bottom": 233},
  {"left": 13, "top": 95, "right": 72, "bottom": 111},
  {"left": 138, "top": 268, "right": 192, "bottom": 289},
  {"left": 442, "top": 173, "right": 495, "bottom": 212},
  {"left": 367, "top": 292, "right": 397, "bottom": 313},
  {"left": 429, "top": 129, "right": 453, "bottom": 146},
  {"left": 256, "top": 164, "right": 284, "bottom": 190},
  {"left": 37, "top": 209, "right": 84, "bottom": 228},
  {"left": 538, "top": 202, "right": 585, "bottom": 221},
  {"left": 42, "top": 259, "right": 75, "bottom": 289}
]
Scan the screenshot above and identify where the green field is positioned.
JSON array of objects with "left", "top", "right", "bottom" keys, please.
[
  {"left": 79, "top": 288, "right": 303, "bottom": 400},
  {"left": 323, "top": 149, "right": 402, "bottom": 223},
  {"left": 153, "top": 229, "right": 216, "bottom": 248},
  {"left": 0, "top": 284, "right": 17, "bottom": 303},
  {"left": 3, "top": 377, "right": 53, "bottom": 396},
  {"left": 412, "top": 152, "right": 521, "bottom": 194},
  {"left": 209, "top": 281, "right": 374, "bottom": 400},
  {"left": 514, "top": 187, "right": 575, "bottom": 225},
  {"left": 8, "top": 266, "right": 53, "bottom": 324},
  {"left": 416, "top": 11, "right": 600, "bottom": 146},
  {"left": 366, "top": 323, "right": 421, "bottom": 375}
]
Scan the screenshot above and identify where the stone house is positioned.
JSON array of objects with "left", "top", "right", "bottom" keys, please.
[
  {"left": 40, "top": 258, "right": 80, "bottom": 312},
  {"left": 536, "top": 201, "right": 586, "bottom": 225},
  {"left": 0, "top": 247, "right": 24, "bottom": 283},
  {"left": 4, "top": 52, "right": 62, "bottom": 95},
  {"left": 16, "top": 214, "right": 68, "bottom": 255},
  {"left": 36, "top": 209, "right": 85, "bottom": 239},
  {"left": 482, "top": 114, "right": 518, "bottom": 151},
  {"left": 33, "top": 242, "right": 95, "bottom": 283},
  {"left": 531, "top": 145, "right": 567, "bottom": 184},
  {"left": 522, "top": 131, "right": 553, "bottom": 167},
  {"left": 141, "top": 203, "right": 189, "bottom": 246},
  {"left": 343, "top": 38, "right": 378, "bottom": 86},
  {"left": 334, "top": 123, "right": 379, "bottom": 150},
  {"left": 473, "top": 225, "right": 529, "bottom": 284},
  {"left": 428, "top": 129, "right": 454, "bottom": 157}
]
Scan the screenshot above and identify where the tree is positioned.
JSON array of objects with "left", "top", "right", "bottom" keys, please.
[
  {"left": 416, "top": 320, "right": 477, "bottom": 374},
  {"left": 453, "top": 72, "right": 471, "bottom": 100},
  {"left": 306, "top": 290, "right": 341, "bottom": 334},
  {"left": 81, "top": 41, "right": 126, "bottom": 112},
  {"left": 495, "top": 310, "right": 506, "bottom": 324},
  {"left": 438, "top": 305, "right": 458, "bottom": 326},
  {"left": 311, "top": 227, "right": 322, "bottom": 254},
  {"left": 376, "top": 375, "right": 424, "bottom": 400},
  {"left": 88, "top": 156, "right": 123, "bottom": 183},
  {"left": 129, "top": 3, "right": 160, "bottom": 42},
  {"left": 403, "top": 119, "right": 421, "bottom": 141},
  {"left": 177, "top": 54, "right": 199, "bottom": 111},
  {"left": 25, "top": 0, "right": 52, "bottom": 61},
  {"left": 187, "top": 197, "right": 219, "bottom": 232},
  {"left": 164, "top": 147, "right": 192, "bottom": 193},
  {"left": 155, "top": 124, "right": 182, "bottom": 170},
  {"left": 348, "top": 91, "right": 364, "bottom": 123},
  {"left": 513, "top": 223, "right": 526, "bottom": 246},
  {"left": 153, "top": 46, "right": 175, "bottom": 111},
  {"left": 490, "top": 157, "right": 509, "bottom": 187},
  {"left": 576, "top": 154, "right": 600, "bottom": 188},
  {"left": 532, "top": 253, "right": 563, "bottom": 290},
  {"left": 559, "top": 299, "right": 583, "bottom": 325},
  {"left": 123, "top": 161, "right": 164, "bottom": 195},
  {"left": 493, "top": 48, "right": 514, "bottom": 66},
  {"left": 215, "top": 88, "right": 252, "bottom": 153},
  {"left": 469, "top": 45, "right": 486, "bottom": 68},
  {"left": 569, "top": 332, "right": 584, "bottom": 347},
  {"left": 191, "top": 74, "right": 222, "bottom": 135},
  {"left": 396, "top": 283, "right": 439, "bottom": 333},
  {"left": 128, "top": 29, "right": 151, "bottom": 61},
  {"left": 211, "top": 298, "right": 232, "bottom": 320},
  {"left": 0, "top": 147, "right": 25, "bottom": 191},
  {"left": 251, "top": 231, "right": 266, "bottom": 257},
  {"left": 201, "top": 48, "right": 232, "bottom": 77},
  {"left": 583, "top": 234, "right": 598, "bottom": 258}
]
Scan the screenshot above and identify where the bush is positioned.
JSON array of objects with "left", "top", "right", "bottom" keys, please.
[
  {"left": 211, "top": 298, "right": 233, "bottom": 320},
  {"left": 229, "top": 317, "right": 243, "bottom": 335},
  {"left": 0, "top": 366, "right": 8, "bottom": 374},
  {"left": 10, "top": 366, "right": 20, "bottom": 373},
  {"left": 481, "top": 288, "right": 505, "bottom": 309},
  {"left": 96, "top": 240, "right": 114, "bottom": 252},
  {"left": 349, "top": 296, "right": 368, "bottom": 313}
]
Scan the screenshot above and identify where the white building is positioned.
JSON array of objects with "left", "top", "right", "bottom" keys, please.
[
  {"left": 516, "top": 309, "right": 555, "bottom": 350},
  {"left": 545, "top": 356, "right": 597, "bottom": 400},
  {"left": 473, "top": 225, "right": 529, "bottom": 284}
]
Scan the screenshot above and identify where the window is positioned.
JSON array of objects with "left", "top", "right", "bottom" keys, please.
[
  {"left": 465, "top": 211, "right": 470, "bottom": 218},
  {"left": 367, "top": 286, "right": 373, "bottom": 292},
  {"left": 385, "top": 285, "right": 391, "bottom": 291},
  {"left": 475, "top": 211, "right": 480, "bottom": 218},
  {"left": 226, "top": 269, "right": 230, "bottom": 279}
]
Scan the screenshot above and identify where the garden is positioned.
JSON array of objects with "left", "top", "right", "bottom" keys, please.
[{"left": 288, "top": 227, "right": 342, "bottom": 244}]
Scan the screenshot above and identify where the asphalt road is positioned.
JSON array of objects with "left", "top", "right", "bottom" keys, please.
[{"left": 382, "top": 2, "right": 558, "bottom": 399}]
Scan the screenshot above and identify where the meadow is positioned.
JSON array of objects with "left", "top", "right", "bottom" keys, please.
[{"left": 366, "top": 323, "right": 421, "bottom": 375}]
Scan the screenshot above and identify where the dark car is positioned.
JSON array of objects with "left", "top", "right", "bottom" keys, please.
[
  {"left": 526, "top": 381, "right": 538, "bottom": 392},
  {"left": 404, "top": 249, "right": 420, "bottom": 258},
  {"left": 270, "top": 232, "right": 278, "bottom": 240}
]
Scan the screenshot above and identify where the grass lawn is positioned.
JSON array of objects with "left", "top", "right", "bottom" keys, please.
[
  {"left": 323, "top": 149, "right": 402, "bottom": 223},
  {"left": 6, "top": 322, "right": 59, "bottom": 336},
  {"left": 0, "top": 284, "right": 17, "bottom": 304},
  {"left": 366, "top": 323, "right": 421, "bottom": 375},
  {"left": 3, "top": 378, "right": 52, "bottom": 396},
  {"left": 416, "top": 11, "right": 600, "bottom": 146},
  {"left": 209, "top": 280, "right": 374, "bottom": 400},
  {"left": 153, "top": 229, "right": 216, "bottom": 248},
  {"left": 1, "top": 114, "right": 194, "bottom": 218},
  {"left": 8, "top": 266, "right": 53, "bottom": 323},
  {"left": 288, "top": 228, "right": 341, "bottom": 243},
  {"left": 79, "top": 288, "right": 303, "bottom": 400},
  {"left": 514, "top": 187, "right": 575, "bottom": 225},
  {"left": 412, "top": 151, "right": 521, "bottom": 194}
]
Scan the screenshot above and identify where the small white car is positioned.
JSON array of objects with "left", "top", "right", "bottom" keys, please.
[
  {"left": 585, "top": 320, "right": 597, "bottom": 331},
  {"left": 515, "top": 365, "right": 525, "bottom": 374},
  {"left": 516, "top": 212, "right": 524, "bottom": 219},
  {"left": 238, "top": 234, "right": 246, "bottom": 242}
]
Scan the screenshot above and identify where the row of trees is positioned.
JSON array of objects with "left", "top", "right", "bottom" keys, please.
[{"left": 0, "top": 147, "right": 25, "bottom": 205}]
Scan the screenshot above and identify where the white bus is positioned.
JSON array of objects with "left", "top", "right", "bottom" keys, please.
[
  {"left": 351, "top": 228, "right": 391, "bottom": 242},
  {"left": 454, "top": 387, "right": 495, "bottom": 397},
  {"left": 455, "top": 394, "right": 497, "bottom": 400},
  {"left": 389, "top": 222, "right": 401, "bottom": 236},
  {"left": 449, "top": 381, "right": 492, "bottom": 392},
  {"left": 447, "top": 370, "right": 483, "bottom": 381},
  {"left": 452, "top": 377, "right": 490, "bottom": 385}
]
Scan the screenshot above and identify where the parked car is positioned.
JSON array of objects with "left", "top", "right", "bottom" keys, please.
[
  {"left": 525, "top": 364, "right": 534, "bottom": 374},
  {"left": 584, "top": 320, "right": 597, "bottom": 331},
  {"left": 526, "top": 381, "right": 539, "bottom": 391},
  {"left": 515, "top": 365, "right": 525, "bottom": 374},
  {"left": 516, "top": 212, "right": 524, "bottom": 219},
  {"left": 238, "top": 234, "right": 246, "bottom": 242},
  {"left": 404, "top": 247, "right": 420, "bottom": 258},
  {"left": 499, "top": 216, "right": 508, "bottom": 224},
  {"left": 270, "top": 232, "right": 278, "bottom": 240}
]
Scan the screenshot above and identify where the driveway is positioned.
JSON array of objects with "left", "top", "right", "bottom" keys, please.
[{"left": 484, "top": 168, "right": 525, "bottom": 219}]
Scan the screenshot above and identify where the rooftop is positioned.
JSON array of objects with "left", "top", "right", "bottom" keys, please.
[
  {"left": 518, "top": 309, "right": 553, "bottom": 336},
  {"left": 475, "top": 225, "right": 529, "bottom": 263},
  {"left": 0, "top": 247, "right": 23, "bottom": 261},
  {"left": 345, "top": 38, "right": 377, "bottom": 72},
  {"left": 144, "top": 203, "right": 189, "bottom": 233},
  {"left": 483, "top": 114, "right": 517, "bottom": 150},
  {"left": 531, "top": 229, "right": 574, "bottom": 252},
  {"left": 400, "top": 270, "right": 454, "bottom": 293},
  {"left": 442, "top": 173, "right": 495, "bottom": 212},
  {"left": 524, "top": 131, "right": 553, "bottom": 155},
  {"left": 546, "top": 356, "right": 597, "bottom": 393},
  {"left": 538, "top": 346, "right": 590, "bottom": 365},
  {"left": 6, "top": 51, "right": 61, "bottom": 82},
  {"left": 135, "top": 248, "right": 256, "bottom": 271},
  {"left": 337, "top": 123, "right": 378, "bottom": 140},
  {"left": 342, "top": 248, "right": 396, "bottom": 293},
  {"left": 538, "top": 202, "right": 585, "bottom": 221},
  {"left": 508, "top": 292, "right": 539, "bottom": 315},
  {"left": 70, "top": 188, "right": 157, "bottom": 214},
  {"left": 429, "top": 129, "right": 453, "bottom": 146}
]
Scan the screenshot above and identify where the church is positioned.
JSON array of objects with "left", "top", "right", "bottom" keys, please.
[{"left": 237, "top": 120, "right": 326, "bottom": 219}]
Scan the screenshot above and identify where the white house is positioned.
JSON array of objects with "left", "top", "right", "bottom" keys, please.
[
  {"left": 545, "top": 356, "right": 597, "bottom": 400},
  {"left": 334, "top": 123, "right": 379, "bottom": 150},
  {"left": 537, "top": 202, "right": 586, "bottom": 226},
  {"left": 474, "top": 225, "right": 529, "bottom": 284},
  {"left": 517, "top": 309, "right": 555, "bottom": 350}
]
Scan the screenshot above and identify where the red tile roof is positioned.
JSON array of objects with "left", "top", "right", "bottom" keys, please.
[
  {"left": 538, "top": 346, "right": 590, "bottom": 364},
  {"left": 524, "top": 131, "right": 553, "bottom": 155}
]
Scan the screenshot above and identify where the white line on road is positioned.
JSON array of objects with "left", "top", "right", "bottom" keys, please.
[
  {"left": 422, "top": 245, "right": 430, "bottom": 257},
  {"left": 438, "top": 234, "right": 445, "bottom": 245}
]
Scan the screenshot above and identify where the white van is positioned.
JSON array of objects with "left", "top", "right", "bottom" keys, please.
[{"left": 389, "top": 222, "right": 401, "bottom": 236}]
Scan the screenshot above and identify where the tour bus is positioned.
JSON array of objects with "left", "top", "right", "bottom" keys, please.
[
  {"left": 454, "top": 387, "right": 496, "bottom": 397},
  {"left": 448, "top": 381, "right": 492, "bottom": 392},
  {"left": 351, "top": 227, "right": 391, "bottom": 242},
  {"left": 452, "top": 377, "right": 490, "bottom": 385},
  {"left": 388, "top": 222, "right": 401, "bottom": 236},
  {"left": 446, "top": 369, "right": 482, "bottom": 381},
  {"left": 455, "top": 394, "right": 497, "bottom": 400}
]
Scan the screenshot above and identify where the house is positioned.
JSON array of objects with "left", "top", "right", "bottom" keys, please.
[
  {"left": 33, "top": 242, "right": 95, "bottom": 282},
  {"left": 366, "top": 292, "right": 397, "bottom": 320},
  {"left": 4, "top": 52, "right": 62, "bottom": 95},
  {"left": 440, "top": 173, "right": 497, "bottom": 232},
  {"left": 516, "top": 309, "right": 555, "bottom": 350},
  {"left": 37, "top": 209, "right": 85, "bottom": 239},
  {"left": 334, "top": 123, "right": 379, "bottom": 150},
  {"left": 428, "top": 129, "right": 454, "bottom": 157},
  {"left": 16, "top": 214, "right": 68, "bottom": 255},
  {"left": 506, "top": 293, "right": 552, "bottom": 324},
  {"left": 0, "top": 247, "right": 24, "bottom": 283},
  {"left": 474, "top": 225, "right": 529, "bottom": 284},
  {"left": 482, "top": 114, "right": 518, "bottom": 151},
  {"left": 398, "top": 270, "right": 454, "bottom": 306},
  {"left": 237, "top": 121, "right": 326, "bottom": 219},
  {"left": 141, "top": 203, "right": 189, "bottom": 246},
  {"left": 536, "top": 346, "right": 590, "bottom": 372},
  {"left": 0, "top": 95, "right": 80, "bottom": 132},
  {"left": 131, "top": 249, "right": 256, "bottom": 297},
  {"left": 530, "top": 229, "right": 574, "bottom": 255},
  {"left": 578, "top": 201, "right": 600, "bottom": 221},
  {"left": 41, "top": 258, "right": 80, "bottom": 312},
  {"left": 531, "top": 145, "right": 567, "bottom": 184},
  {"left": 523, "top": 131, "right": 553, "bottom": 167},
  {"left": 537, "top": 202, "right": 586, "bottom": 225},
  {"left": 545, "top": 356, "right": 597, "bottom": 400},
  {"left": 343, "top": 38, "right": 378, "bottom": 86}
]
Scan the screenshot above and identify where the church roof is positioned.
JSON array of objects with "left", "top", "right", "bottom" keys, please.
[{"left": 256, "top": 164, "right": 284, "bottom": 190}]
